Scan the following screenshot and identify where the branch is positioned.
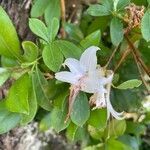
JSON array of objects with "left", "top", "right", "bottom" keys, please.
[
  {"left": 60, "top": 0, "right": 66, "bottom": 38},
  {"left": 125, "top": 34, "right": 150, "bottom": 77}
]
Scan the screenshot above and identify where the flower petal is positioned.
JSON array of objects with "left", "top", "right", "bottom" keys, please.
[
  {"left": 55, "top": 71, "right": 79, "bottom": 84},
  {"left": 80, "top": 46, "right": 100, "bottom": 72},
  {"left": 63, "top": 58, "right": 83, "bottom": 75}
]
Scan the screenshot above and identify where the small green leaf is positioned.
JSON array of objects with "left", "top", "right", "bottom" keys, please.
[
  {"left": 0, "top": 102, "right": 21, "bottom": 134},
  {"left": 106, "top": 139, "right": 132, "bottom": 150},
  {"left": 1, "top": 56, "right": 18, "bottom": 67},
  {"left": 110, "top": 17, "right": 124, "bottom": 46},
  {"left": 141, "top": 10, "right": 150, "bottom": 42},
  {"left": 55, "top": 40, "right": 82, "bottom": 59},
  {"left": 64, "top": 23, "right": 84, "bottom": 42},
  {"left": 88, "top": 109, "right": 107, "bottom": 130},
  {"left": 22, "top": 41, "right": 39, "bottom": 62},
  {"left": 116, "top": 79, "right": 142, "bottom": 89},
  {"left": 42, "top": 43, "right": 64, "bottom": 72},
  {"left": 47, "top": 18, "right": 59, "bottom": 42},
  {"left": 104, "top": 119, "right": 126, "bottom": 138},
  {"left": 0, "top": 6, "right": 21, "bottom": 59},
  {"left": 20, "top": 83, "right": 38, "bottom": 125},
  {"left": 39, "top": 113, "right": 51, "bottom": 131},
  {"left": 0, "top": 68, "right": 10, "bottom": 86},
  {"left": 80, "top": 30, "right": 101, "bottom": 48},
  {"left": 6, "top": 73, "right": 30, "bottom": 114},
  {"left": 44, "top": 0, "right": 61, "bottom": 25},
  {"left": 117, "top": 0, "right": 130, "bottom": 11},
  {"left": 71, "top": 92, "right": 90, "bottom": 126},
  {"left": 50, "top": 99, "right": 70, "bottom": 132},
  {"left": 31, "top": 0, "right": 50, "bottom": 17},
  {"left": 32, "top": 67, "right": 52, "bottom": 111},
  {"left": 29, "top": 18, "right": 49, "bottom": 42},
  {"left": 87, "top": 4, "right": 111, "bottom": 16}
]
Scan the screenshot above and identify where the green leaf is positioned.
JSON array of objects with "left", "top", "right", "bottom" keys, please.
[
  {"left": 1, "top": 56, "right": 18, "bottom": 67},
  {"left": 104, "top": 119, "right": 126, "bottom": 138},
  {"left": 50, "top": 99, "right": 70, "bottom": 132},
  {"left": 88, "top": 109, "right": 107, "bottom": 130},
  {"left": 47, "top": 18, "right": 59, "bottom": 42},
  {"left": 64, "top": 23, "right": 84, "bottom": 42},
  {"left": 22, "top": 41, "right": 39, "bottom": 62},
  {"left": 0, "top": 102, "right": 21, "bottom": 134},
  {"left": 116, "top": 79, "right": 142, "bottom": 90},
  {"left": 87, "top": 4, "right": 112, "bottom": 16},
  {"left": 31, "top": 0, "right": 50, "bottom": 17},
  {"left": 54, "top": 40, "right": 82, "bottom": 59},
  {"left": 39, "top": 113, "right": 51, "bottom": 131},
  {"left": 20, "top": 83, "right": 38, "bottom": 125},
  {"left": 32, "top": 67, "right": 52, "bottom": 111},
  {"left": 0, "top": 6, "right": 21, "bottom": 59},
  {"left": 83, "top": 144, "right": 104, "bottom": 150},
  {"left": 42, "top": 43, "right": 64, "bottom": 72},
  {"left": 0, "top": 68, "right": 10, "bottom": 86},
  {"left": 44, "top": 0, "right": 61, "bottom": 25},
  {"left": 29, "top": 18, "right": 49, "bottom": 42},
  {"left": 106, "top": 139, "right": 132, "bottom": 150},
  {"left": 71, "top": 92, "right": 90, "bottom": 126},
  {"left": 6, "top": 73, "right": 30, "bottom": 114},
  {"left": 117, "top": 0, "right": 130, "bottom": 11},
  {"left": 141, "top": 10, "right": 150, "bottom": 42},
  {"left": 80, "top": 30, "right": 101, "bottom": 49},
  {"left": 110, "top": 17, "right": 124, "bottom": 46}
]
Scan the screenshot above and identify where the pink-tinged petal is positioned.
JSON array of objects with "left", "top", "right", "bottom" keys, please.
[
  {"left": 55, "top": 71, "right": 79, "bottom": 84},
  {"left": 80, "top": 46, "right": 100, "bottom": 72},
  {"left": 63, "top": 58, "right": 83, "bottom": 75}
]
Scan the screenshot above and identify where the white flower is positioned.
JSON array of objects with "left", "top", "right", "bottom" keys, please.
[
  {"left": 55, "top": 46, "right": 108, "bottom": 120},
  {"left": 92, "top": 70, "right": 124, "bottom": 120}
]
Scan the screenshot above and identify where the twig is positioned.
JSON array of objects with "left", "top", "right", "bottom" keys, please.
[
  {"left": 105, "top": 46, "right": 120, "bottom": 68},
  {"left": 60, "top": 0, "right": 66, "bottom": 38},
  {"left": 114, "top": 48, "right": 130, "bottom": 72},
  {"left": 125, "top": 34, "right": 150, "bottom": 77},
  {"left": 130, "top": 43, "right": 150, "bottom": 94}
]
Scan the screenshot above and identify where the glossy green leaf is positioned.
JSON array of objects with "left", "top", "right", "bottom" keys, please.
[
  {"left": 110, "top": 17, "right": 124, "bottom": 46},
  {"left": 39, "top": 113, "right": 51, "bottom": 131},
  {"left": 54, "top": 40, "right": 82, "bottom": 59},
  {"left": 22, "top": 41, "right": 39, "bottom": 62},
  {"left": 44, "top": 0, "right": 61, "bottom": 25},
  {"left": 0, "top": 102, "right": 21, "bottom": 134},
  {"left": 6, "top": 74, "right": 30, "bottom": 114},
  {"left": 80, "top": 30, "right": 101, "bottom": 48},
  {"left": 88, "top": 109, "right": 107, "bottom": 130},
  {"left": 20, "top": 83, "right": 38, "bottom": 125},
  {"left": 0, "top": 68, "right": 10, "bottom": 86},
  {"left": 31, "top": 0, "right": 50, "bottom": 17},
  {"left": 116, "top": 79, "right": 142, "bottom": 89},
  {"left": 32, "top": 67, "right": 52, "bottom": 111},
  {"left": 106, "top": 139, "right": 132, "bottom": 150},
  {"left": 105, "top": 119, "right": 126, "bottom": 138},
  {"left": 29, "top": 18, "right": 49, "bottom": 42},
  {"left": 47, "top": 18, "right": 59, "bottom": 42},
  {"left": 141, "top": 10, "right": 150, "bottom": 42},
  {"left": 42, "top": 43, "right": 64, "bottom": 72},
  {"left": 0, "top": 6, "right": 21, "bottom": 59},
  {"left": 71, "top": 92, "right": 90, "bottom": 126}
]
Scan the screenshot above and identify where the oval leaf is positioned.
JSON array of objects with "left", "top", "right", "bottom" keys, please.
[
  {"left": 71, "top": 92, "right": 90, "bottom": 127},
  {"left": 110, "top": 17, "right": 123, "bottom": 46},
  {"left": 116, "top": 79, "right": 142, "bottom": 90},
  {"left": 42, "top": 43, "right": 64, "bottom": 72},
  {"left": 0, "top": 6, "right": 21, "bottom": 59},
  {"left": 141, "top": 10, "right": 150, "bottom": 42},
  {"left": 6, "top": 74, "right": 30, "bottom": 114}
]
